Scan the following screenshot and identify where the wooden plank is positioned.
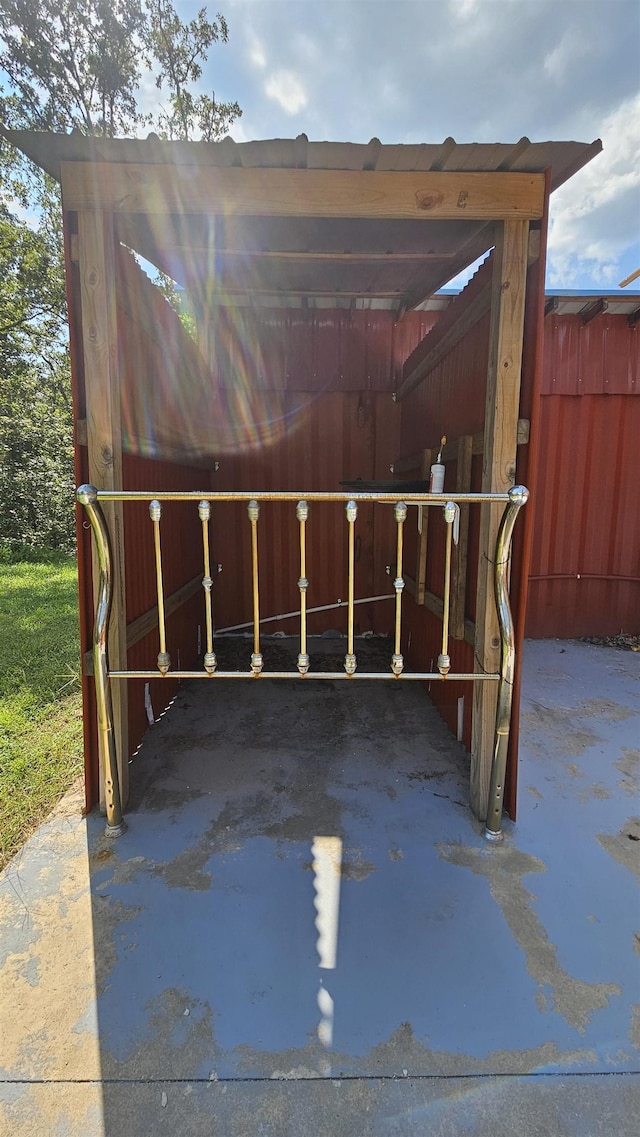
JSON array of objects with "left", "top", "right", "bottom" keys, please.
[
  {"left": 61, "top": 163, "right": 546, "bottom": 221},
  {"left": 394, "top": 420, "right": 529, "bottom": 478},
  {"left": 77, "top": 210, "right": 129, "bottom": 806},
  {"left": 424, "top": 589, "right": 475, "bottom": 647},
  {"left": 150, "top": 248, "right": 460, "bottom": 262},
  {"left": 450, "top": 435, "right": 473, "bottom": 640},
  {"left": 471, "top": 219, "right": 529, "bottom": 821},
  {"left": 126, "top": 574, "right": 203, "bottom": 650},
  {"left": 397, "top": 282, "right": 492, "bottom": 399},
  {"left": 403, "top": 572, "right": 417, "bottom": 600},
  {"left": 415, "top": 449, "right": 431, "bottom": 604}
]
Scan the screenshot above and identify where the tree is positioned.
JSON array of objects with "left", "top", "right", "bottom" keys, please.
[
  {"left": 0, "top": 0, "right": 242, "bottom": 140},
  {"left": 144, "top": 1, "right": 241, "bottom": 141},
  {"left": 0, "top": 0, "right": 241, "bottom": 549},
  {"left": 0, "top": 0, "right": 147, "bottom": 136},
  {"left": 0, "top": 206, "right": 74, "bottom": 549}
]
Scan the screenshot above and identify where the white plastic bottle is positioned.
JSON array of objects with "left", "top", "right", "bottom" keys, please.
[{"left": 429, "top": 436, "right": 446, "bottom": 493}]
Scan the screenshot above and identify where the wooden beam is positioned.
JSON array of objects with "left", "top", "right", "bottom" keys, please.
[
  {"left": 146, "top": 248, "right": 460, "bottom": 262},
  {"left": 450, "top": 435, "right": 473, "bottom": 640},
  {"left": 471, "top": 219, "right": 529, "bottom": 821},
  {"left": 126, "top": 574, "right": 203, "bottom": 651},
  {"left": 77, "top": 210, "right": 129, "bottom": 806},
  {"left": 415, "top": 450, "right": 432, "bottom": 604},
  {"left": 627, "top": 305, "right": 640, "bottom": 329},
  {"left": 619, "top": 266, "right": 640, "bottom": 288},
  {"left": 544, "top": 295, "right": 559, "bottom": 317},
  {"left": 84, "top": 573, "right": 204, "bottom": 674},
  {"left": 397, "top": 282, "right": 492, "bottom": 399},
  {"left": 60, "top": 163, "right": 546, "bottom": 221},
  {"left": 423, "top": 589, "right": 475, "bottom": 647},
  {"left": 580, "top": 297, "right": 608, "bottom": 326},
  {"left": 397, "top": 223, "right": 494, "bottom": 318},
  {"left": 393, "top": 419, "right": 529, "bottom": 477}
]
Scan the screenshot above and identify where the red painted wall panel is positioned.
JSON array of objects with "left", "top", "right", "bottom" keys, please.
[{"left": 526, "top": 383, "right": 640, "bottom": 637}]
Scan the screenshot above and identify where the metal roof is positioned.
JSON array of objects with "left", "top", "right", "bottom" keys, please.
[{"left": 1, "top": 129, "right": 603, "bottom": 310}]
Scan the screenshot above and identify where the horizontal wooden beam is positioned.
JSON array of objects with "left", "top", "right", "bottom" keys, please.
[
  {"left": 61, "top": 163, "right": 545, "bottom": 221},
  {"left": 151, "top": 247, "right": 460, "bottom": 262},
  {"left": 392, "top": 419, "right": 529, "bottom": 475}
]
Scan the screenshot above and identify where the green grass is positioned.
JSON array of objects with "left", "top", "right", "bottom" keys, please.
[{"left": 0, "top": 552, "right": 83, "bottom": 868}]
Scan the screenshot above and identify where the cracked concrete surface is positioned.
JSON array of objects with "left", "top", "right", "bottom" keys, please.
[{"left": 0, "top": 639, "right": 639, "bottom": 1135}]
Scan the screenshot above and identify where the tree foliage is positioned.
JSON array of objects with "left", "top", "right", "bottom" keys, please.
[
  {"left": 0, "top": 0, "right": 242, "bottom": 140},
  {"left": 0, "top": 206, "right": 73, "bottom": 549},
  {"left": 0, "top": 0, "right": 146, "bottom": 136},
  {"left": 0, "top": 0, "right": 241, "bottom": 549},
  {"left": 144, "top": 1, "right": 241, "bottom": 141}
]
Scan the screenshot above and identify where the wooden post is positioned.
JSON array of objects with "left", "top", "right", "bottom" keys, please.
[
  {"left": 77, "top": 211, "right": 129, "bottom": 806},
  {"left": 450, "top": 435, "right": 473, "bottom": 640},
  {"left": 471, "top": 220, "right": 529, "bottom": 819},
  {"left": 415, "top": 448, "right": 432, "bottom": 603}
]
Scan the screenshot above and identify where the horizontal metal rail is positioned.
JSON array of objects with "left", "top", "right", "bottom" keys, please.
[
  {"left": 108, "top": 670, "right": 500, "bottom": 681},
  {"left": 93, "top": 490, "right": 512, "bottom": 504},
  {"left": 78, "top": 483, "right": 528, "bottom": 843}
]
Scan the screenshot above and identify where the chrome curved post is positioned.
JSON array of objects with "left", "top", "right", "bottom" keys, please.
[
  {"left": 484, "top": 485, "right": 529, "bottom": 842},
  {"left": 77, "top": 485, "right": 126, "bottom": 838}
]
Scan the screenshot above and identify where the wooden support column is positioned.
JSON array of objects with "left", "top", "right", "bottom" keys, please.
[
  {"left": 77, "top": 210, "right": 129, "bottom": 806},
  {"left": 450, "top": 435, "right": 473, "bottom": 640},
  {"left": 471, "top": 220, "right": 529, "bottom": 820}
]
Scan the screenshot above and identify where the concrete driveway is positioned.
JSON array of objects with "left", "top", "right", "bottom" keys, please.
[{"left": 1, "top": 639, "right": 638, "bottom": 1135}]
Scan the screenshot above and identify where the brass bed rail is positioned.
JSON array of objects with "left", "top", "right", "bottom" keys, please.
[{"left": 77, "top": 485, "right": 528, "bottom": 843}]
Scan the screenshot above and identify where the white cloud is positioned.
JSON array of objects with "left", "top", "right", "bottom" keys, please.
[
  {"left": 450, "top": 0, "right": 480, "bottom": 18},
  {"left": 247, "top": 31, "right": 267, "bottom": 70},
  {"left": 547, "top": 93, "right": 640, "bottom": 286},
  {"left": 264, "top": 70, "right": 308, "bottom": 115}
]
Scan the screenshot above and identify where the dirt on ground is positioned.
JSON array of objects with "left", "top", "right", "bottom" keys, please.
[{"left": 579, "top": 633, "right": 640, "bottom": 652}]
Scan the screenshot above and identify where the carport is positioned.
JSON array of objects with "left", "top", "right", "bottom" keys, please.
[{"left": 2, "top": 128, "right": 602, "bottom": 834}]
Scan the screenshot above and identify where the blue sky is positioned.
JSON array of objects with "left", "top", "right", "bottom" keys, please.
[{"left": 148, "top": 0, "right": 640, "bottom": 293}]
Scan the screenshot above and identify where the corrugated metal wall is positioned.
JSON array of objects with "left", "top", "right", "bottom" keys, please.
[
  {"left": 526, "top": 313, "right": 639, "bottom": 637},
  {"left": 117, "top": 301, "right": 440, "bottom": 779},
  {"left": 205, "top": 309, "right": 438, "bottom": 640}
]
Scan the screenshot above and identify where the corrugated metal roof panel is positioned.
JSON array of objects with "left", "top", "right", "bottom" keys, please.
[{"left": 1, "top": 127, "right": 602, "bottom": 192}]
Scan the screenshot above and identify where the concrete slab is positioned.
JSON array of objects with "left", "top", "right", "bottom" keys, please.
[{"left": 1, "top": 639, "right": 638, "bottom": 1135}]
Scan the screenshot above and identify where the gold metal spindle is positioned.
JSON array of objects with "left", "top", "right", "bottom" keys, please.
[
  {"left": 391, "top": 502, "right": 407, "bottom": 675},
  {"left": 150, "top": 500, "right": 170, "bottom": 675},
  {"left": 438, "top": 501, "right": 456, "bottom": 676},
  {"left": 248, "top": 500, "right": 263, "bottom": 675},
  {"left": 297, "top": 501, "right": 310, "bottom": 675},
  {"left": 345, "top": 500, "right": 358, "bottom": 674},
  {"left": 199, "top": 500, "right": 216, "bottom": 675}
]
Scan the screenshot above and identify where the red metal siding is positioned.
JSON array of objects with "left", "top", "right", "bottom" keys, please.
[
  {"left": 526, "top": 347, "right": 640, "bottom": 639},
  {"left": 121, "top": 454, "right": 211, "bottom": 767},
  {"left": 210, "top": 391, "right": 402, "bottom": 639},
  {"left": 209, "top": 308, "right": 439, "bottom": 392}
]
